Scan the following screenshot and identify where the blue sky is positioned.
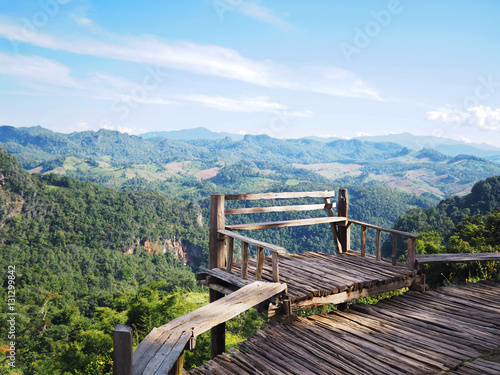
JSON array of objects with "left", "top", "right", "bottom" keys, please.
[{"left": 1, "top": 0, "right": 500, "bottom": 146}]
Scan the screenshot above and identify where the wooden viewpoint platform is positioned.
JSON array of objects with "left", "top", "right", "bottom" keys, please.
[
  {"left": 190, "top": 280, "right": 500, "bottom": 375},
  {"left": 201, "top": 190, "right": 423, "bottom": 316},
  {"left": 121, "top": 189, "right": 500, "bottom": 374}
]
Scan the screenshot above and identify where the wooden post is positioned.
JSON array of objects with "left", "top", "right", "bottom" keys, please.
[
  {"left": 208, "top": 194, "right": 226, "bottom": 359},
  {"left": 226, "top": 237, "right": 234, "bottom": 272},
  {"left": 392, "top": 233, "right": 397, "bottom": 265},
  {"left": 113, "top": 324, "right": 133, "bottom": 375},
  {"left": 209, "top": 194, "right": 226, "bottom": 270},
  {"left": 272, "top": 252, "right": 279, "bottom": 282},
  {"left": 338, "top": 189, "right": 349, "bottom": 253},
  {"left": 256, "top": 246, "right": 264, "bottom": 280},
  {"left": 169, "top": 351, "right": 184, "bottom": 375},
  {"left": 323, "top": 197, "right": 342, "bottom": 254},
  {"left": 241, "top": 241, "right": 249, "bottom": 280},
  {"left": 283, "top": 298, "right": 294, "bottom": 325},
  {"left": 360, "top": 226, "right": 366, "bottom": 257},
  {"left": 407, "top": 237, "right": 416, "bottom": 270},
  {"left": 209, "top": 292, "right": 225, "bottom": 359},
  {"left": 376, "top": 229, "right": 381, "bottom": 261}
]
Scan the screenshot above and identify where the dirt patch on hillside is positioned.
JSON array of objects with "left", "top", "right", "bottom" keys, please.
[
  {"left": 194, "top": 167, "right": 220, "bottom": 181},
  {"left": 28, "top": 167, "right": 43, "bottom": 174},
  {"left": 166, "top": 161, "right": 191, "bottom": 173}
]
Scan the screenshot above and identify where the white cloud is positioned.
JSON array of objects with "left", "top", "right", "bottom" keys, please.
[
  {"left": 0, "top": 16, "right": 384, "bottom": 101},
  {"left": 181, "top": 94, "right": 287, "bottom": 113},
  {"left": 355, "top": 131, "right": 372, "bottom": 137},
  {"left": 237, "top": 1, "right": 293, "bottom": 30},
  {"left": 77, "top": 122, "right": 90, "bottom": 131},
  {"left": 427, "top": 105, "right": 500, "bottom": 131},
  {"left": 287, "top": 109, "right": 313, "bottom": 118},
  {"left": 458, "top": 136, "right": 473, "bottom": 144},
  {"left": 302, "top": 66, "right": 385, "bottom": 101},
  {"left": 319, "top": 134, "right": 338, "bottom": 138},
  {"left": 0, "top": 52, "right": 80, "bottom": 88},
  {"left": 102, "top": 124, "right": 146, "bottom": 135},
  {"left": 178, "top": 94, "right": 313, "bottom": 116},
  {"left": 72, "top": 15, "right": 94, "bottom": 28}
]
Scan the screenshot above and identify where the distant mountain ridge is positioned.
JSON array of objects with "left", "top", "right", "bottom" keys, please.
[
  {"left": 139, "top": 127, "right": 500, "bottom": 161},
  {"left": 354, "top": 132, "right": 500, "bottom": 160},
  {"left": 141, "top": 127, "right": 244, "bottom": 141},
  {"left": 2, "top": 125, "right": 500, "bottom": 199}
]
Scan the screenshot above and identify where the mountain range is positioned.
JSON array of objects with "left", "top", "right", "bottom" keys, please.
[
  {"left": 138, "top": 127, "right": 500, "bottom": 161},
  {"left": 2, "top": 125, "right": 500, "bottom": 200}
]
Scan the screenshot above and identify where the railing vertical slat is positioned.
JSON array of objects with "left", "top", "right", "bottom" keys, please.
[
  {"left": 256, "top": 246, "right": 264, "bottom": 280},
  {"left": 241, "top": 241, "right": 249, "bottom": 280},
  {"left": 272, "top": 252, "right": 279, "bottom": 282},
  {"left": 360, "top": 226, "right": 366, "bottom": 257},
  {"left": 226, "top": 237, "right": 234, "bottom": 272},
  {"left": 392, "top": 233, "right": 397, "bottom": 265},
  {"left": 376, "top": 229, "right": 381, "bottom": 261},
  {"left": 338, "top": 189, "right": 349, "bottom": 253}
]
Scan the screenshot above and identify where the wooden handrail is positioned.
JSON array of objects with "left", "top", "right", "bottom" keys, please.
[
  {"left": 347, "top": 219, "right": 421, "bottom": 239},
  {"left": 224, "top": 190, "right": 336, "bottom": 201},
  {"left": 225, "top": 203, "right": 334, "bottom": 215},
  {"left": 132, "top": 282, "right": 287, "bottom": 375},
  {"left": 218, "top": 230, "right": 286, "bottom": 254},
  {"left": 416, "top": 252, "right": 500, "bottom": 264},
  {"left": 348, "top": 219, "right": 421, "bottom": 269},
  {"left": 226, "top": 216, "right": 347, "bottom": 231},
  {"left": 219, "top": 229, "right": 285, "bottom": 282}
]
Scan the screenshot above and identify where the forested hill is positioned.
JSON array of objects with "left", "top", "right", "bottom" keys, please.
[
  {"left": 392, "top": 175, "right": 500, "bottom": 239},
  {"left": 389, "top": 176, "right": 500, "bottom": 286},
  {"left": 2, "top": 125, "right": 500, "bottom": 199},
  {"left": 0, "top": 145, "right": 210, "bottom": 372},
  {"left": 0, "top": 145, "right": 208, "bottom": 265}
]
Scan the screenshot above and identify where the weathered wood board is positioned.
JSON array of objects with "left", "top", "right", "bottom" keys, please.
[
  {"left": 190, "top": 280, "right": 500, "bottom": 375},
  {"left": 133, "top": 281, "right": 286, "bottom": 375},
  {"left": 200, "top": 250, "right": 419, "bottom": 307},
  {"left": 416, "top": 252, "right": 500, "bottom": 264}
]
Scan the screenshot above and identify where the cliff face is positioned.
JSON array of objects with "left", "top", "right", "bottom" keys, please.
[
  {"left": 124, "top": 237, "right": 204, "bottom": 267},
  {"left": 0, "top": 172, "right": 25, "bottom": 230}
]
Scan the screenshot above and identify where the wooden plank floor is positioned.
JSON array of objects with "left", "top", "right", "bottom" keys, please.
[
  {"left": 224, "top": 251, "right": 418, "bottom": 303},
  {"left": 190, "top": 280, "right": 500, "bottom": 375},
  {"left": 133, "top": 281, "right": 286, "bottom": 375}
]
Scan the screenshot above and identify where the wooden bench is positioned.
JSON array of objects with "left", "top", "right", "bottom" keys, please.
[{"left": 210, "top": 190, "right": 347, "bottom": 284}]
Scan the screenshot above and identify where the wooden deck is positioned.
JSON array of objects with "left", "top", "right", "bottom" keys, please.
[
  {"left": 198, "top": 250, "right": 422, "bottom": 310},
  {"left": 190, "top": 280, "right": 500, "bottom": 375}
]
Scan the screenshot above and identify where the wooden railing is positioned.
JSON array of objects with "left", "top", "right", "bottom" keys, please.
[
  {"left": 347, "top": 219, "right": 421, "bottom": 269},
  {"left": 218, "top": 230, "right": 285, "bottom": 282},
  {"left": 210, "top": 189, "right": 348, "bottom": 284}
]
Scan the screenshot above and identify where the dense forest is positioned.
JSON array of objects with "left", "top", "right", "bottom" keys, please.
[
  {"left": 0, "top": 146, "right": 216, "bottom": 374},
  {"left": 1, "top": 127, "right": 500, "bottom": 374},
  {"left": 389, "top": 176, "right": 500, "bottom": 285}
]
